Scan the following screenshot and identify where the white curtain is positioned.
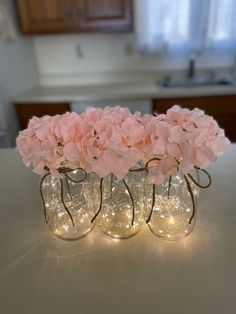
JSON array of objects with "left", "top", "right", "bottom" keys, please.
[{"left": 136, "top": 0, "right": 236, "bottom": 56}]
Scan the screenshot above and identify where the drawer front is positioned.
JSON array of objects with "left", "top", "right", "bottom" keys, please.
[
  {"left": 15, "top": 102, "right": 71, "bottom": 129},
  {"left": 153, "top": 95, "right": 236, "bottom": 142}
]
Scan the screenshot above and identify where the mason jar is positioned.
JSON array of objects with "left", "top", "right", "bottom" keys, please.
[
  {"left": 147, "top": 172, "right": 200, "bottom": 240},
  {"left": 40, "top": 169, "right": 95, "bottom": 240},
  {"left": 98, "top": 171, "right": 147, "bottom": 239}
]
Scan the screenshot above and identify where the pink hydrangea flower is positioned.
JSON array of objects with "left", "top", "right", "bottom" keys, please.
[
  {"left": 16, "top": 105, "right": 230, "bottom": 184},
  {"left": 16, "top": 115, "right": 67, "bottom": 177},
  {"left": 144, "top": 105, "right": 230, "bottom": 184},
  {"left": 75, "top": 106, "right": 143, "bottom": 179}
]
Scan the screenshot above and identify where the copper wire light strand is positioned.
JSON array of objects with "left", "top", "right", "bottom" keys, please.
[
  {"left": 65, "top": 177, "right": 73, "bottom": 199},
  {"left": 184, "top": 175, "right": 196, "bottom": 224},
  {"left": 91, "top": 177, "right": 104, "bottom": 223},
  {"left": 128, "top": 157, "right": 161, "bottom": 174},
  {"left": 196, "top": 167, "right": 200, "bottom": 184},
  {"left": 129, "top": 167, "right": 147, "bottom": 173},
  {"left": 146, "top": 184, "right": 156, "bottom": 223},
  {"left": 145, "top": 157, "right": 161, "bottom": 169},
  {"left": 123, "top": 179, "right": 135, "bottom": 226},
  {"left": 63, "top": 168, "right": 87, "bottom": 183},
  {"left": 188, "top": 168, "right": 212, "bottom": 189},
  {"left": 39, "top": 173, "right": 50, "bottom": 223},
  {"left": 60, "top": 179, "right": 75, "bottom": 226},
  {"left": 167, "top": 175, "right": 172, "bottom": 198}
]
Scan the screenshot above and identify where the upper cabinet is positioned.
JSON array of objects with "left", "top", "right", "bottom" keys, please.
[
  {"left": 16, "top": 0, "right": 133, "bottom": 34},
  {"left": 16, "top": 0, "right": 76, "bottom": 34},
  {"left": 76, "top": 0, "right": 133, "bottom": 32}
]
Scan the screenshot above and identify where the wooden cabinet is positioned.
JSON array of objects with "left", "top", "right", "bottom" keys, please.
[
  {"left": 153, "top": 95, "right": 236, "bottom": 142},
  {"left": 76, "top": 0, "right": 133, "bottom": 32},
  {"left": 17, "top": 0, "right": 133, "bottom": 34},
  {"left": 15, "top": 102, "right": 70, "bottom": 130},
  {"left": 16, "top": 0, "right": 76, "bottom": 34}
]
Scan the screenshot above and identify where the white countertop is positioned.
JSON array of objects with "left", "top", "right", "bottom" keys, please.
[
  {"left": 0, "top": 146, "right": 236, "bottom": 314},
  {"left": 13, "top": 83, "right": 236, "bottom": 104}
]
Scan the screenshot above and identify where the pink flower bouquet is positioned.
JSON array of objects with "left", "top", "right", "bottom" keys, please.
[
  {"left": 16, "top": 105, "right": 230, "bottom": 183},
  {"left": 16, "top": 105, "right": 230, "bottom": 240}
]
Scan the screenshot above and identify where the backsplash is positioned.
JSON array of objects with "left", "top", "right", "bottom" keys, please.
[{"left": 33, "top": 34, "right": 234, "bottom": 86}]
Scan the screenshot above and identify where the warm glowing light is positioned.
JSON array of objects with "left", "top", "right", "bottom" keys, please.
[
  {"left": 148, "top": 176, "right": 199, "bottom": 240},
  {"left": 63, "top": 224, "right": 69, "bottom": 231},
  {"left": 99, "top": 172, "right": 146, "bottom": 239},
  {"left": 168, "top": 216, "right": 175, "bottom": 225},
  {"left": 42, "top": 171, "right": 95, "bottom": 240}
]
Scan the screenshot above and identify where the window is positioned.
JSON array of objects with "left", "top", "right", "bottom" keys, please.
[
  {"left": 207, "top": 0, "right": 236, "bottom": 51},
  {"left": 136, "top": 0, "right": 236, "bottom": 56}
]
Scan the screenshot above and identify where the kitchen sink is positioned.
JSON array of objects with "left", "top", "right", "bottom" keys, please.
[{"left": 160, "top": 77, "right": 235, "bottom": 88}]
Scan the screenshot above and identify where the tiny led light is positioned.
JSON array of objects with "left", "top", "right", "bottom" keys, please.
[{"left": 63, "top": 224, "right": 69, "bottom": 231}]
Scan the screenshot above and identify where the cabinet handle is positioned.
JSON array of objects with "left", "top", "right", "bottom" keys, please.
[
  {"left": 77, "top": 9, "right": 84, "bottom": 17},
  {"left": 63, "top": 10, "right": 73, "bottom": 18}
]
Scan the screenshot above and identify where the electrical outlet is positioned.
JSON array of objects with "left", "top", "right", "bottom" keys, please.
[{"left": 76, "top": 44, "right": 84, "bottom": 58}]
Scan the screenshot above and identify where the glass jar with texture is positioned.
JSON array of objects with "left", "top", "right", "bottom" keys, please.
[
  {"left": 147, "top": 172, "right": 200, "bottom": 240},
  {"left": 40, "top": 169, "right": 95, "bottom": 240},
  {"left": 97, "top": 171, "right": 147, "bottom": 239}
]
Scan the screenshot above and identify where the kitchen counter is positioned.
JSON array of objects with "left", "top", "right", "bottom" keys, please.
[
  {"left": 13, "top": 82, "right": 236, "bottom": 103},
  {"left": 0, "top": 146, "right": 236, "bottom": 314}
]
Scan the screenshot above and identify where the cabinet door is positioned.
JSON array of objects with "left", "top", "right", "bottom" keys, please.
[
  {"left": 15, "top": 103, "right": 70, "bottom": 130},
  {"left": 153, "top": 95, "right": 236, "bottom": 142},
  {"left": 76, "top": 0, "right": 133, "bottom": 32},
  {"left": 17, "top": 0, "right": 76, "bottom": 34}
]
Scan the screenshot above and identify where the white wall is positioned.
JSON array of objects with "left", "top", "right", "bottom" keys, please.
[
  {"left": 33, "top": 33, "right": 160, "bottom": 86},
  {"left": 0, "top": 0, "right": 38, "bottom": 146},
  {"left": 34, "top": 33, "right": 233, "bottom": 86}
]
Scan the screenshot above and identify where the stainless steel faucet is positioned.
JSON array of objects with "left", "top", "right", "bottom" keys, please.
[{"left": 187, "top": 53, "right": 196, "bottom": 80}]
